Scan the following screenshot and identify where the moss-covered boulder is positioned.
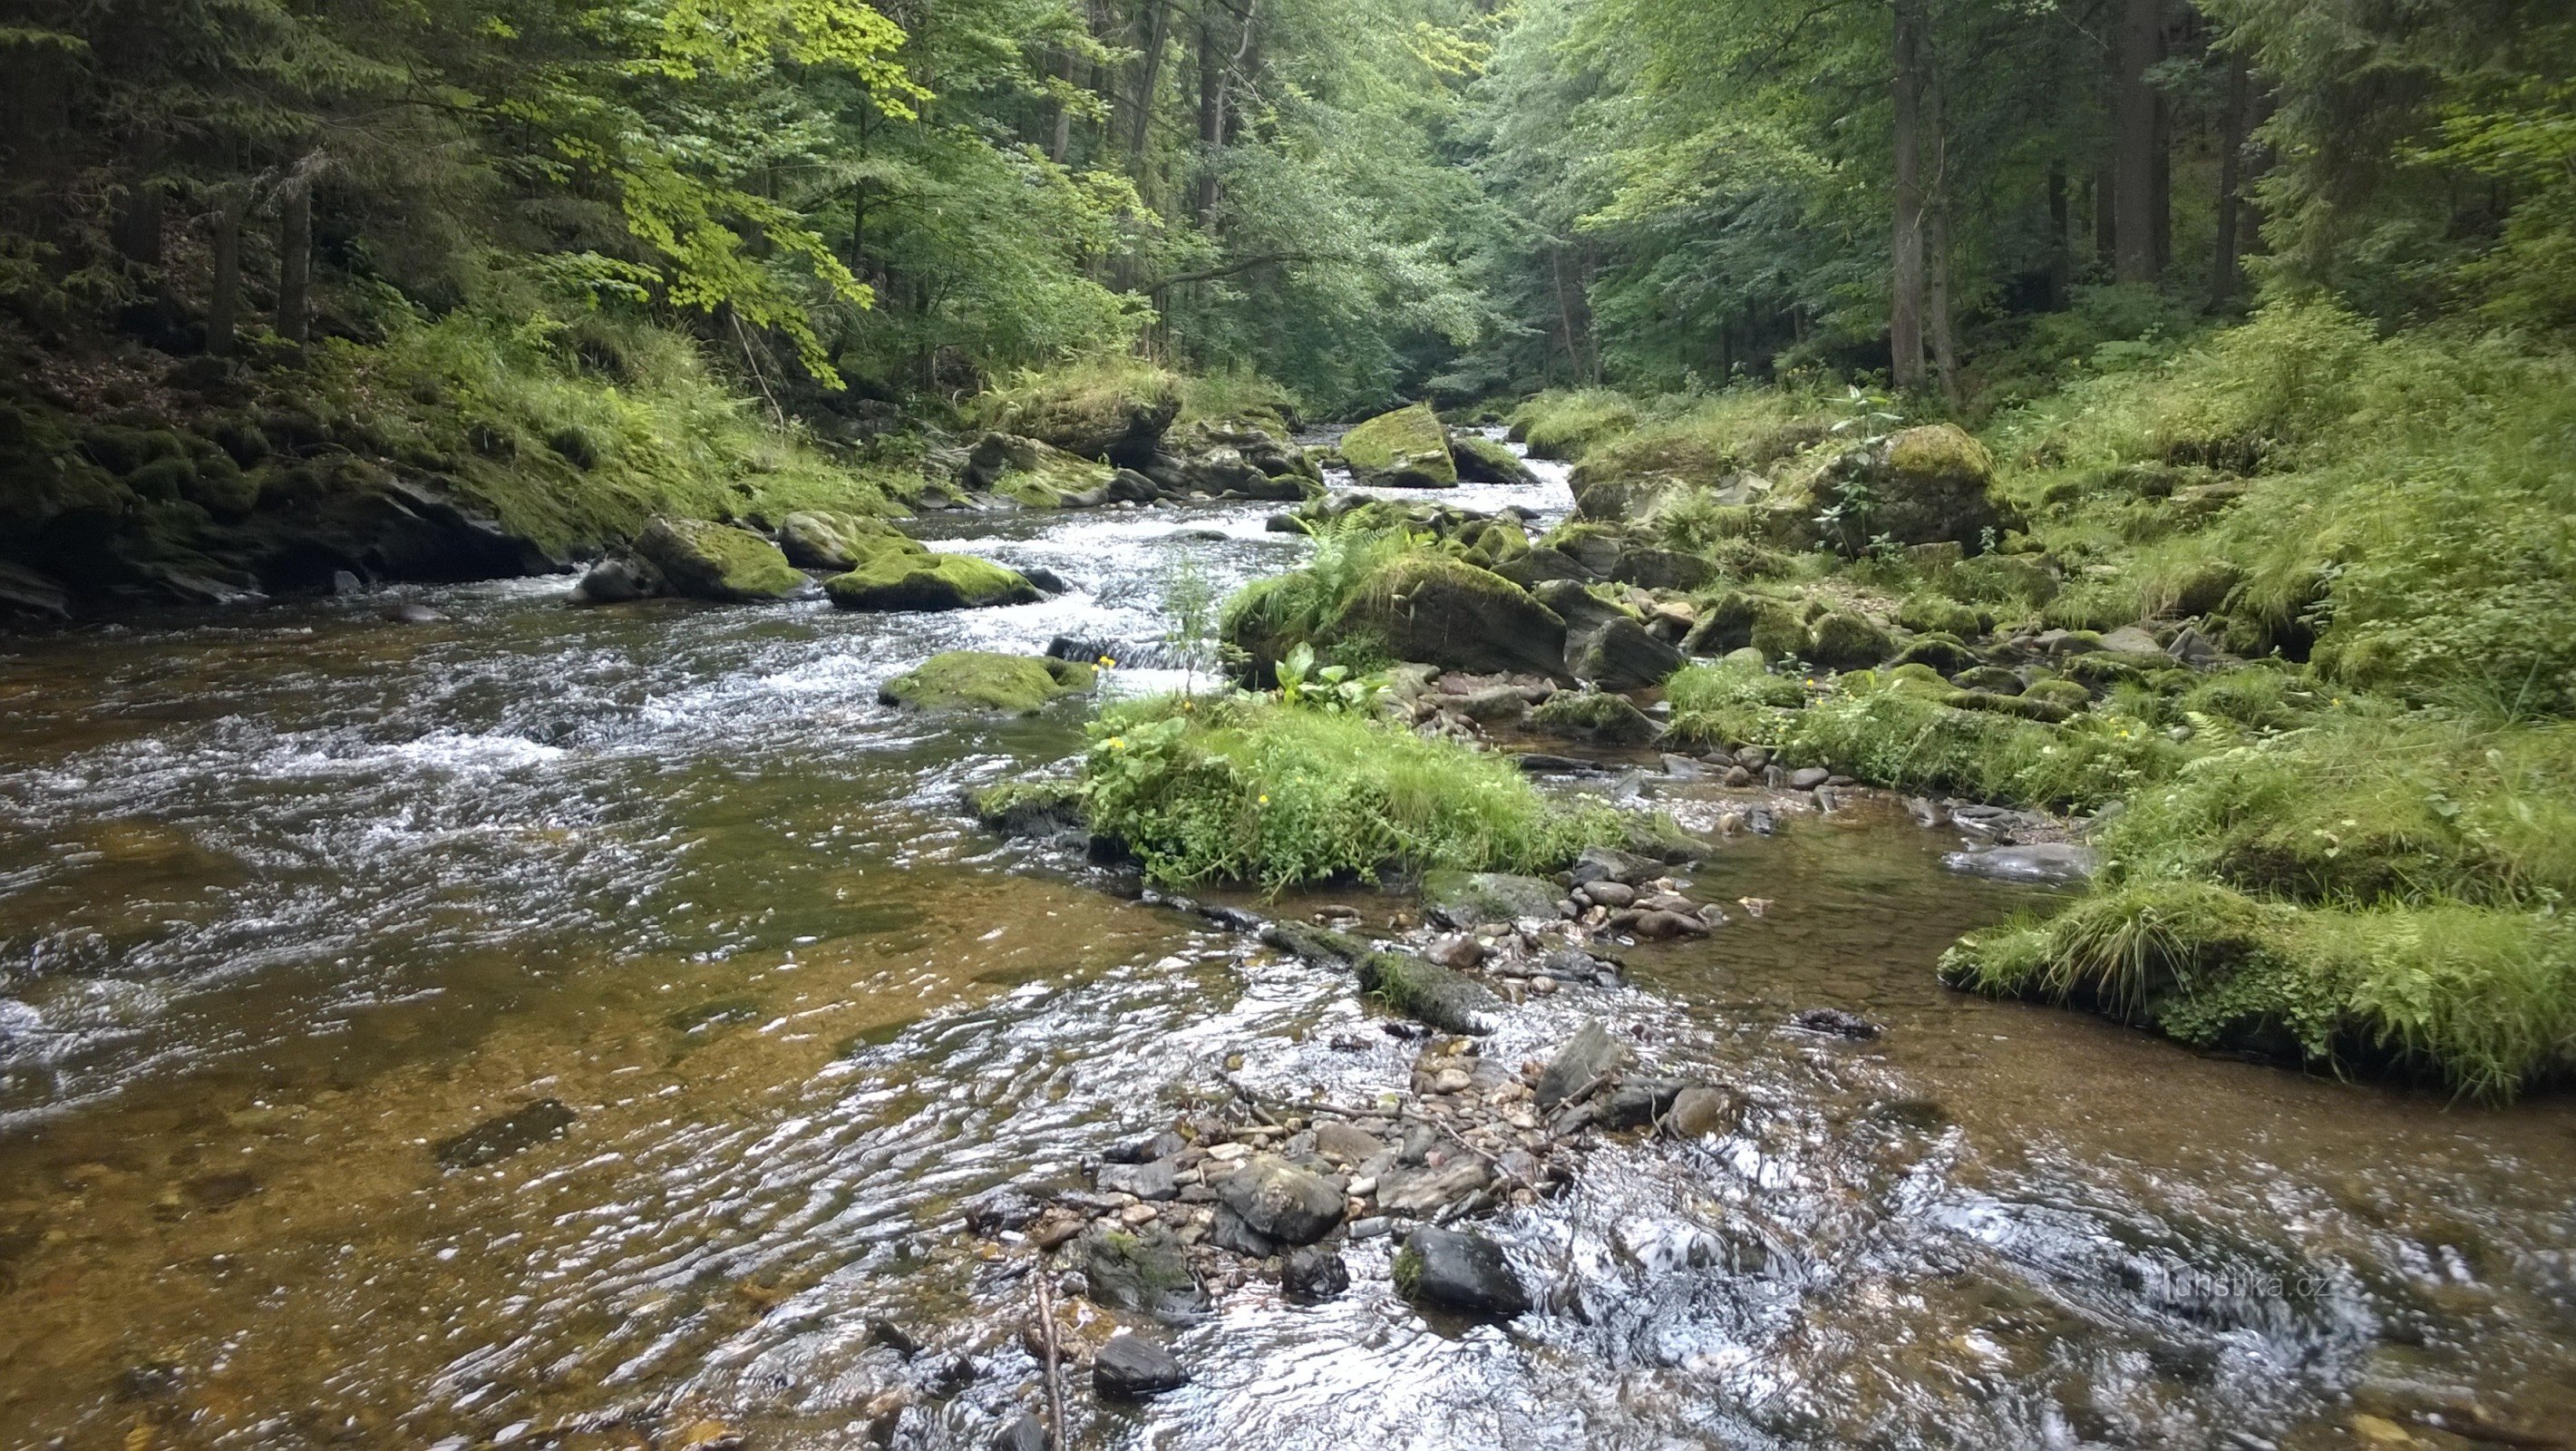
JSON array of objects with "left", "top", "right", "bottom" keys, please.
[
  {"left": 1571, "top": 616, "right": 1685, "bottom": 690},
  {"left": 1262, "top": 920, "right": 1500, "bottom": 1035},
  {"left": 1896, "top": 593, "right": 1989, "bottom": 638},
  {"left": 1807, "top": 611, "right": 1893, "bottom": 670},
  {"left": 1449, "top": 433, "right": 1538, "bottom": 486},
  {"left": 879, "top": 650, "right": 1095, "bottom": 713},
  {"left": 1327, "top": 553, "right": 1569, "bottom": 680},
  {"left": 1531, "top": 689, "right": 1661, "bottom": 745},
  {"left": 1813, "top": 423, "right": 2007, "bottom": 555},
  {"left": 824, "top": 550, "right": 1043, "bottom": 611},
  {"left": 1421, "top": 870, "right": 1563, "bottom": 926},
  {"left": 1340, "top": 404, "right": 1456, "bottom": 488},
  {"left": 996, "top": 366, "right": 1181, "bottom": 465},
  {"left": 1452, "top": 515, "right": 1531, "bottom": 570},
  {"left": 777, "top": 511, "right": 919, "bottom": 571},
  {"left": 634, "top": 517, "right": 808, "bottom": 601},
  {"left": 964, "top": 432, "right": 1117, "bottom": 507},
  {"left": 1889, "top": 632, "right": 1978, "bottom": 675}
]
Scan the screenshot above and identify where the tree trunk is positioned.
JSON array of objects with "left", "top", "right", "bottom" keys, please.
[
  {"left": 1051, "top": 46, "right": 1075, "bottom": 163},
  {"left": 2211, "top": 57, "right": 2251, "bottom": 307},
  {"left": 1195, "top": 6, "right": 1223, "bottom": 224},
  {"left": 1127, "top": 0, "right": 1171, "bottom": 174},
  {"left": 209, "top": 199, "right": 240, "bottom": 357},
  {"left": 2046, "top": 161, "right": 2071, "bottom": 308},
  {"left": 1925, "top": 54, "right": 1958, "bottom": 405},
  {"left": 1889, "top": 0, "right": 1927, "bottom": 390},
  {"left": 278, "top": 182, "right": 312, "bottom": 345},
  {"left": 2093, "top": 164, "right": 2116, "bottom": 268},
  {"left": 2112, "top": 0, "right": 2163, "bottom": 283},
  {"left": 112, "top": 181, "right": 163, "bottom": 270}
]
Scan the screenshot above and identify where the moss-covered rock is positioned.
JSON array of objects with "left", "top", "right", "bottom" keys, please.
[
  {"left": 1327, "top": 552, "right": 1569, "bottom": 680},
  {"left": 1813, "top": 423, "right": 2007, "bottom": 555},
  {"left": 824, "top": 550, "right": 1042, "bottom": 611},
  {"left": 964, "top": 432, "right": 1116, "bottom": 507},
  {"left": 634, "top": 517, "right": 808, "bottom": 601},
  {"left": 1888, "top": 631, "right": 1978, "bottom": 675},
  {"left": 1263, "top": 920, "right": 1501, "bottom": 1034},
  {"left": 1896, "top": 593, "right": 1988, "bottom": 638},
  {"left": 1531, "top": 689, "right": 1661, "bottom": 745},
  {"left": 776, "top": 510, "right": 919, "bottom": 571},
  {"left": 1340, "top": 404, "right": 1456, "bottom": 488},
  {"left": 1571, "top": 616, "right": 1685, "bottom": 690},
  {"left": 879, "top": 650, "right": 1094, "bottom": 713},
  {"left": 993, "top": 365, "right": 1181, "bottom": 464},
  {"left": 1449, "top": 433, "right": 1537, "bottom": 486},
  {"left": 1680, "top": 591, "right": 1759, "bottom": 656},
  {"left": 1422, "top": 870, "right": 1562, "bottom": 926},
  {"left": 1748, "top": 599, "right": 1811, "bottom": 660},
  {"left": 2020, "top": 677, "right": 2095, "bottom": 711},
  {"left": 1949, "top": 665, "right": 2023, "bottom": 694}
]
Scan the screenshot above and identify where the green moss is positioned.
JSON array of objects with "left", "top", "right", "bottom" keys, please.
[
  {"left": 824, "top": 551, "right": 1040, "bottom": 611},
  {"left": 1391, "top": 1244, "right": 1425, "bottom": 1295},
  {"left": 1340, "top": 404, "right": 1456, "bottom": 487},
  {"left": 879, "top": 651, "right": 1094, "bottom": 713},
  {"left": 2020, "top": 678, "right": 2094, "bottom": 711},
  {"left": 1078, "top": 694, "right": 1622, "bottom": 892},
  {"left": 1886, "top": 423, "right": 1994, "bottom": 482},
  {"left": 1506, "top": 389, "right": 1640, "bottom": 461},
  {"left": 1450, "top": 433, "right": 1537, "bottom": 485},
  {"left": 977, "top": 356, "right": 1181, "bottom": 459},
  {"left": 777, "top": 511, "right": 919, "bottom": 571}
]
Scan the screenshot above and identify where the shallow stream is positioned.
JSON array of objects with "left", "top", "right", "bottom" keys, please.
[{"left": 2, "top": 453, "right": 2570, "bottom": 1449}]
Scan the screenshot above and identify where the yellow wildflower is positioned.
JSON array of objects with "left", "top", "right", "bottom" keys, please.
[
  {"left": 1098, "top": 655, "right": 1116, "bottom": 668},
  {"left": 1107, "top": 736, "right": 1125, "bottom": 750}
]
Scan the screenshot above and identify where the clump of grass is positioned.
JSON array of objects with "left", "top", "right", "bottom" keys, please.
[
  {"left": 1506, "top": 388, "right": 1640, "bottom": 460},
  {"left": 1777, "top": 673, "right": 2175, "bottom": 810},
  {"left": 1078, "top": 694, "right": 1624, "bottom": 891},
  {"left": 1218, "top": 516, "right": 1429, "bottom": 676},
  {"left": 2098, "top": 712, "right": 2576, "bottom": 911},
  {"left": 1176, "top": 367, "right": 1302, "bottom": 432},
  {"left": 1945, "top": 882, "right": 2576, "bottom": 1100},
  {"left": 972, "top": 354, "right": 1181, "bottom": 437},
  {"left": 1667, "top": 659, "right": 1804, "bottom": 714}
]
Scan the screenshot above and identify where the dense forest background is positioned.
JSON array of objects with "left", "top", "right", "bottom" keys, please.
[{"left": 5, "top": 0, "right": 2569, "bottom": 421}]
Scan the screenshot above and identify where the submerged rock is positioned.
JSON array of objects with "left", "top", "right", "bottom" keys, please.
[
  {"left": 879, "top": 651, "right": 1094, "bottom": 714},
  {"left": 1340, "top": 404, "right": 1456, "bottom": 488},
  {"left": 434, "top": 1098, "right": 576, "bottom": 1169},
  {"left": 1395, "top": 1226, "right": 1529, "bottom": 1319},
  {"left": 635, "top": 517, "right": 808, "bottom": 602},
  {"left": 1093, "top": 1330, "right": 1190, "bottom": 1397},
  {"left": 1260, "top": 920, "right": 1500, "bottom": 1035},
  {"left": 824, "top": 551, "right": 1042, "bottom": 611},
  {"left": 1420, "top": 870, "right": 1560, "bottom": 927},
  {"left": 1789, "top": 1008, "right": 1881, "bottom": 1039},
  {"left": 1942, "top": 842, "right": 2097, "bottom": 882}
]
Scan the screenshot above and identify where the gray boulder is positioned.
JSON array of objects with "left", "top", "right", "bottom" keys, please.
[
  {"left": 1395, "top": 1226, "right": 1529, "bottom": 1319},
  {"left": 1213, "top": 1155, "right": 1346, "bottom": 1246}
]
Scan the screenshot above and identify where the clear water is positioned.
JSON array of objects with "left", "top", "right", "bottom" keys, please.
[{"left": 1, "top": 455, "right": 2569, "bottom": 1450}]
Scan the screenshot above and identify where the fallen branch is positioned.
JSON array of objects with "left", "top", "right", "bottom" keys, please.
[{"left": 1033, "top": 1261, "right": 1067, "bottom": 1447}]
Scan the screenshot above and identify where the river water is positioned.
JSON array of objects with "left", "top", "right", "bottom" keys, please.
[{"left": 1, "top": 453, "right": 2570, "bottom": 1450}]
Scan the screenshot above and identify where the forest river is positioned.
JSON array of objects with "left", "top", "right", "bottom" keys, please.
[{"left": 2, "top": 449, "right": 2571, "bottom": 1450}]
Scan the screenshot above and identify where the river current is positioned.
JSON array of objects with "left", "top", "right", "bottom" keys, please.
[{"left": 1, "top": 451, "right": 2570, "bottom": 1449}]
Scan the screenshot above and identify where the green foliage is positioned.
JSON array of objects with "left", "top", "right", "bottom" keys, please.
[
  {"left": 1077, "top": 694, "right": 1621, "bottom": 891},
  {"left": 1275, "top": 643, "right": 1383, "bottom": 716},
  {"left": 1666, "top": 658, "right": 1804, "bottom": 714}
]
